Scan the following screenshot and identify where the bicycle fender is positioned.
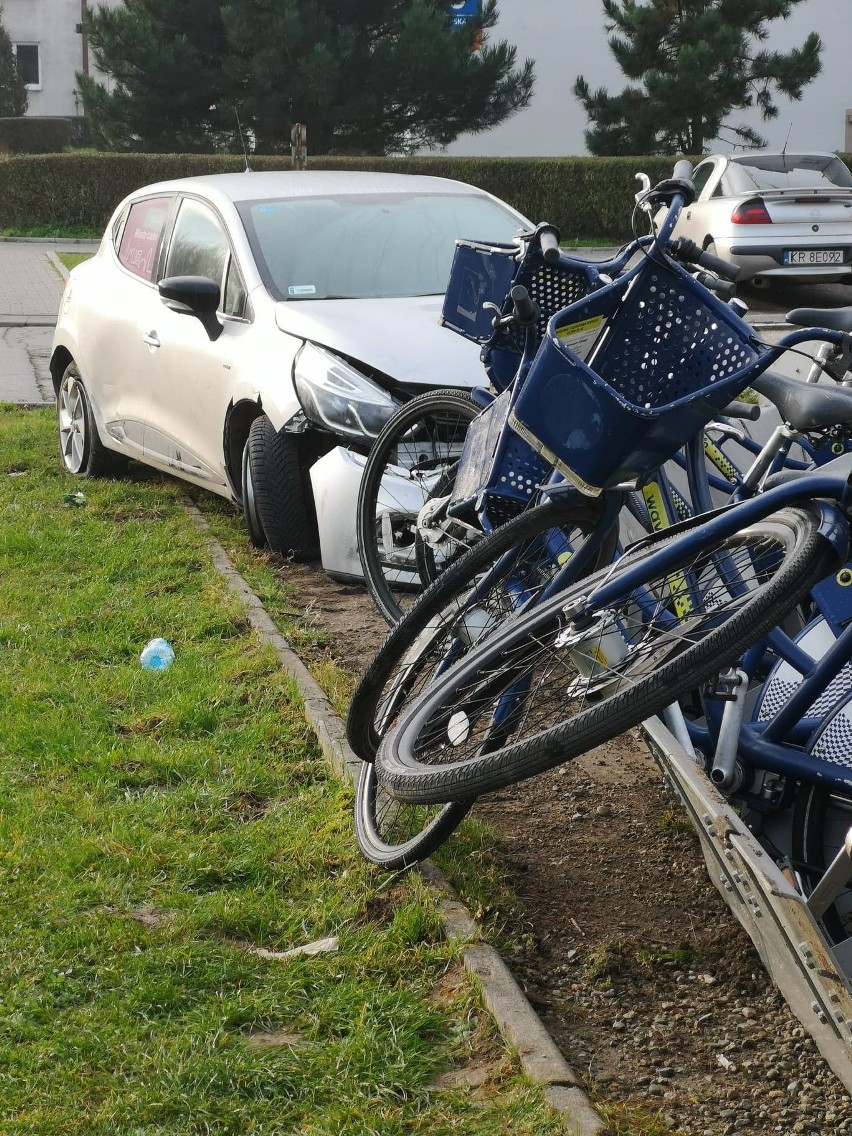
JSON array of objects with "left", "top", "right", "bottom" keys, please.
[{"left": 811, "top": 498, "right": 850, "bottom": 559}]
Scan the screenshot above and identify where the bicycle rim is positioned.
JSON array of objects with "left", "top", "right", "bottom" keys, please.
[{"left": 357, "top": 389, "right": 479, "bottom": 625}]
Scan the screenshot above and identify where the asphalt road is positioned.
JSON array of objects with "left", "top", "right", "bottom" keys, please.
[{"left": 739, "top": 277, "right": 852, "bottom": 317}]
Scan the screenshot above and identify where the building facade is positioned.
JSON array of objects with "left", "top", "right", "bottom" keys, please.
[{"left": 3, "top": 0, "right": 121, "bottom": 118}]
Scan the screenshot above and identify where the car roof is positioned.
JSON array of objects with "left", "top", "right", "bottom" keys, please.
[{"left": 128, "top": 169, "right": 494, "bottom": 206}]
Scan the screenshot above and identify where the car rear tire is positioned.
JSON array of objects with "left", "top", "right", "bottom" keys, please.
[
  {"left": 243, "top": 414, "right": 319, "bottom": 560},
  {"left": 57, "top": 362, "right": 128, "bottom": 478}
]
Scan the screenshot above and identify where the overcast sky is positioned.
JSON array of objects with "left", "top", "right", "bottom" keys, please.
[{"left": 445, "top": 0, "right": 851, "bottom": 156}]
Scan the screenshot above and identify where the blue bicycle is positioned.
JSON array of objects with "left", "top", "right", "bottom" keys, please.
[
  {"left": 349, "top": 164, "right": 852, "bottom": 868},
  {"left": 373, "top": 164, "right": 852, "bottom": 810}
]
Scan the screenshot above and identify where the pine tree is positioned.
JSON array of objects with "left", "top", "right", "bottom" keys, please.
[
  {"left": 221, "top": 0, "right": 534, "bottom": 155},
  {"left": 78, "top": 0, "right": 233, "bottom": 152},
  {"left": 575, "top": 0, "right": 822, "bottom": 156},
  {"left": 0, "top": 5, "right": 28, "bottom": 117},
  {"left": 79, "top": 0, "right": 533, "bottom": 155}
]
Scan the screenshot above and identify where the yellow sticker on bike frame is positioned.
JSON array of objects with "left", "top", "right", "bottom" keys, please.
[
  {"left": 703, "top": 437, "right": 739, "bottom": 486},
  {"left": 642, "top": 480, "right": 693, "bottom": 620}
]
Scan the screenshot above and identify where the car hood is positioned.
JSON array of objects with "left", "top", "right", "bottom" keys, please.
[{"left": 274, "top": 295, "right": 483, "bottom": 387}]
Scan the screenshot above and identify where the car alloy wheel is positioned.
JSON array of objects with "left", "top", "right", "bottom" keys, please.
[{"left": 57, "top": 362, "right": 126, "bottom": 478}]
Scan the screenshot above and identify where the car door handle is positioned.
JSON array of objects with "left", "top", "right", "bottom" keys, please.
[{"left": 143, "top": 331, "right": 161, "bottom": 349}]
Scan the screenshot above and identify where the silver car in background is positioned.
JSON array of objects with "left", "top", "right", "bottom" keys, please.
[
  {"left": 51, "top": 170, "right": 527, "bottom": 573},
  {"left": 666, "top": 151, "right": 852, "bottom": 287}
]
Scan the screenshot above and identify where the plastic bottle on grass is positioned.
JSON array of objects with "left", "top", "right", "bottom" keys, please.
[{"left": 140, "top": 638, "right": 175, "bottom": 671}]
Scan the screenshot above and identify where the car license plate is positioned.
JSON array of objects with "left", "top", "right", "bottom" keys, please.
[{"left": 784, "top": 249, "right": 844, "bottom": 265}]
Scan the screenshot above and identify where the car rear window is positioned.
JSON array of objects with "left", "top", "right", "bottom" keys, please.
[
  {"left": 727, "top": 155, "right": 852, "bottom": 193},
  {"left": 116, "top": 197, "right": 171, "bottom": 281},
  {"left": 236, "top": 192, "right": 522, "bottom": 301}
]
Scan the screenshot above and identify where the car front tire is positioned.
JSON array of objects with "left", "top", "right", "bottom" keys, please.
[
  {"left": 57, "top": 362, "right": 128, "bottom": 478},
  {"left": 242, "top": 414, "right": 319, "bottom": 560}
]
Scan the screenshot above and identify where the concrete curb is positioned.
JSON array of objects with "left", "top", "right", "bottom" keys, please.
[
  {"left": 0, "top": 236, "right": 100, "bottom": 246},
  {"left": 0, "top": 315, "right": 57, "bottom": 327},
  {"left": 183, "top": 499, "right": 608, "bottom": 1136},
  {"left": 46, "top": 252, "right": 71, "bottom": 281}
]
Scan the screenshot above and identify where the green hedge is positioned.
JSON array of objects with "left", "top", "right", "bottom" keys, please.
[
  {"left": 2, "top": 152, "right": 851, "bottom": 240},
  {"left": 0, "top": 118, "right": 73, "bottom": 155},
  {"left": 0, "top": 152, "right": 686, "bottom": 239}
]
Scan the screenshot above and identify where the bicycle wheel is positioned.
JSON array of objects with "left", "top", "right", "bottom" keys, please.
[
  {"left": 376, "top": 507, "right": 836, "bottom": 804},
  {"left": 347, "top": 496, "right": 613, "bottom": 868},
  {"left": 347, "top": 496, "right": 616, "bottom": 761},
  {"left": 792, "top": 693, "right": 852, "bottom": 945},
  {"left": 357, "top": 389, "right": 480, "bottom": 625},
  {"left": 353, "top": 762, "right": 473, "bottom": 871}
]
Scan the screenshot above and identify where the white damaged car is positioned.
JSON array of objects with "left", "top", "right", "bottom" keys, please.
[{"left": 51, "top": 169, "right": 527, "bottom": 572}]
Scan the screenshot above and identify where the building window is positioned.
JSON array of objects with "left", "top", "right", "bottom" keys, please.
[{"left": 13, "top": 44, "right": 41, "bottom": 90}]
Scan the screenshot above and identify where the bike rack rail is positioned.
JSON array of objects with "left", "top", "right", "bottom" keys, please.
[{"left": 642, "top": 716, "right": 852, "bottom": 1094}]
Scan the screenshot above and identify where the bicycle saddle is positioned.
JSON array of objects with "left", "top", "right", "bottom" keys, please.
[
  {"left": 787, "top": 307, "right": 852, "bottom": 334},
  {"left": 751, "top": 370, "right": 852, "bottom": 432}
]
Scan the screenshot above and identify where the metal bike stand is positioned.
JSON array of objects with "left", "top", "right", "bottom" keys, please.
[
  {"left": 807, "top": 828, "right": 852, "bottom": 925},
  {"left": 642, "top": 715, "right": 852, "bottom": 1094}
]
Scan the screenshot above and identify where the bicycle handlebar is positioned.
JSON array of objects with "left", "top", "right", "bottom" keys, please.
[
  {"left": 668, "top": 238, "right": 739, "bottom": 282},
  {"left": 721, "top": 399, "right": 761, "bottom": 422},
  {"left": 535, "top": 223, "right": 561, "bottom": 264},
  {"left": 694, "top": 271, "right": 737, "bottom": 300},
  {"left": 510, "top": 285, "right": 538, "bottom": 327}
]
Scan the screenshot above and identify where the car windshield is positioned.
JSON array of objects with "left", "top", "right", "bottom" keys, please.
[
  {"left": 727, "top": 154, "right": 852, "bottom": 194},
  {"left": 236, "top": 191, "right": 523, "bottom": 300}
]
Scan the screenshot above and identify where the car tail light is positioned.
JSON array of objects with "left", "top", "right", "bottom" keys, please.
[{"left": 731, "top": 199, "right": 772, "bottom": 225}]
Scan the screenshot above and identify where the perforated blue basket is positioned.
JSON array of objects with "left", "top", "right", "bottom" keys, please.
[
  {"left": 441, "top": 240, "right": 520, "bottom": 343},
  {"left": 449, "top": 388, "right": 553, "bottom": 524},
  {"left": 508, "top": 256, "right": 770, "bottom": 496},
  {"left": 441, "top": 240, "right": 601, "bottom": 392}
]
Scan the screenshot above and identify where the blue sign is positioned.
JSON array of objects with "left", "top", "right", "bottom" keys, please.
[{"left": 447, "top": 1, "right": 481, "bottom": 27}]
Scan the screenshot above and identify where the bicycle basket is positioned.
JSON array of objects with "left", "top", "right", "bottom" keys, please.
[
  {"left": 508, "top": 256, "right": 769, "bottom": 496},
  {"left": 449, "top": 387, "right": 553, "bottom": 524},
  {"left": 441, "top": 240, "right": 520, "bottom": 343},
  {"left": 441, "top": 240, "right": 600, "bottom": 392}
]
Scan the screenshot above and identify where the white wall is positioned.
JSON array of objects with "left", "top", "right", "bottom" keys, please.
[
  {"left": 445, "top": 0, "right": 852, "bottom": 156},
  {"left": 3, "top": 0, "right": 122, "bottom": 117}
]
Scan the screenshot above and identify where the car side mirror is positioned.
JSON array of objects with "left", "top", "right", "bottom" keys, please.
[{"left": 158, "top": 276, "right": 223, "bottom": 342}]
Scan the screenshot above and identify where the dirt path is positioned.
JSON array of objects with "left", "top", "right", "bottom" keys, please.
[{"left": 273, "top": 557, "right": 852, "bottom": 1135}]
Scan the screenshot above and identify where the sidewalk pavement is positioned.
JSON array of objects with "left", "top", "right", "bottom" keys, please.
[{"left": 0, "top": 239, "right": 96, "bottom": 405}]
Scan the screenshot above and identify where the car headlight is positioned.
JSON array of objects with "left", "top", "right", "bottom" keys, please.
[{"left": 293, "top": 342, "right": 401, "bottom": 441}]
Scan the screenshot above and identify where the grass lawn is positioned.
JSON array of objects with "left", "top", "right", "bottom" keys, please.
[
  {"left": 0, "top": 406, "right": 565, "bottom": 1135},
  {"left": 56, "top": 251, "right": 93, "bottom": 272}
]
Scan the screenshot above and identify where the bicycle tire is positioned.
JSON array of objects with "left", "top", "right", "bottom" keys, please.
[
  {"left": 347, "top": 496, "right": 616, "bottom": 762},
  {"left": 376, "top": 507, "right": 836, "bottom": 803},
  {"left": 353, "top": 762, "right": 472, "bottom": 871},
  {"left": 357, "top": 389, "right": 480, "bottom": 625}
]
